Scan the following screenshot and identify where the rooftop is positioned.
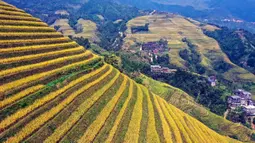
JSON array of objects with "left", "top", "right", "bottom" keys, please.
[
  {"left": 243, "top": 106, "right": 255, "bottom": 109},
  {"left": 230, "top": 95, "right": 241, "bottom": 99},
  {"left": 151, "top": 65, "right": 161, "bottom": 68},
  {"left": 236, "top": 89, "right": 251, "bottom": 94}
]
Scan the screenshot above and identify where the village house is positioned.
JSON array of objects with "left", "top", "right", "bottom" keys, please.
[
  {"left": 227, "top": 95, "right": 241, "bottom": 109},
  {"left": 142, "top": 42, "right": 165, "bottom": 53},
  {"left": 228, "top": 89, "right": 255, "bottom": 125},
  {"left": 235, "top": 89, "right": 252, "bottom": 99},
  {"left": 150, "top": 65, "right": 162, "bottom": 73},
  {"left": 228, "top": 89, "right": 254, "bottom": 109},
  {"left": 243, "top": 106, "right": 255, "bottom": 116},
  {"left": 150, "top": 65, "right": 177, "bottom": 74},
  {"left": 208, "top": 76, "right": 217, "bottom": 87},
  {"left": 142, "top": 39, "right": 169, "bottom": 54}
]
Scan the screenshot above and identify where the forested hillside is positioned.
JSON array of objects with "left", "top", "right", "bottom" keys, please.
[{"left": 205, "top": 27, "right": 255, "bottom": 74}]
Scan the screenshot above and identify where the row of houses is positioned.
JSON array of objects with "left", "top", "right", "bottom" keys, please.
[
  {"left": 228, "top": 89, "right": 255, "bottom": 116},
  {"left": 150, "top": 65, "right": 177, "bottom": 74}
]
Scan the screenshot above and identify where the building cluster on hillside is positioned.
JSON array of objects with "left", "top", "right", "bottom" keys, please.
[
  {"left": 150, "top": 65, "right": 177, "bottom": 74},
  {"left": 222, "top": 18, "right": 244, "bottom": 23},
  {"left": 142, "top": 42, "right": 163, "bottom": 54},
  {"left": 228, "top": 89, "right": 255, "bottom": 116},
  {"left": 142, "top": 40, "right": 168, "bottom": 54},
  {"left": 140, "top": 40, "right": 169, "bottom": 63},
  {"left": 208, "top": 76, "right": 217, "bottom": 87}
]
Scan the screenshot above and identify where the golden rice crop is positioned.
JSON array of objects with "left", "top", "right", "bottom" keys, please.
[
  {"left": 0, "top": 1, "right": 15, "bottom": 8},
  {"left": 4, "top": 65, "right": 111, "bottom": 143},
  {"left": 0, "top": 85, "right": 44, "bottom": 109},
  {"left": 0, "top": 64, "right": 107, "bottom": 132},
  {"left": 123, "top": 85, "right": 143, "bottom": 143},
  {"left": 141, "top": 86, "right": 160, "bottom": 143},
  {"left": 0, "top": 20, "right": 46, "bottom": 26},
  {"left": 0, "top": 32, "right": 61, "bottom": 38},
  {"left": 181, "top": 114, "right": 208, "bottom": 142},
  {"left": 0, "top": 9, "right": 31, "bottom": 17},
  {"left": 0, "top": 51, "right": 91, "bottom": 78},
  {"left": 152, "top": 94, "right": 173, "bottom": 143},
  {"left": 157, "top": 97, "right": 184, "bottom": 143},
  {"left": 0, "top": 41, "right": 78, "bottom": 54},
  {"left": 158, "top": 97, "right": 199, "bottom": 143},
  {"left": 45, "top": 66, "right": 116, "bottom": 142},
  {"left": 78, "top": 74, "right": 127, "bottom": 143},
  {"left": 44, "top": 66, "right": 116, "bottom": 143},
  {"left": 176, "top": 105, "right": 210, "bottom": 142},
  {"left": 172, "top": 105, "right": 224, "bottom": 143},
  {"left": 0, "top": 14, "right": 41, "bottom": 22},
  {"left": 0, "top": 37, "right": 70, "bottom": 48},
  {"left": 0, "top": 25, "right": 55, "bottom": 32},
  {"left": 0, "top": 5, "right": 25, "bottom": 13},
  {"left": 0, "top": 55, "right": 97, "bottom": 97},
  {"left": 0, "top": 34, "right": 62, "bottom": 40},
  {"left": 183, "top": 111, "right": 223, "bottom": 142},
  {"left": 105, "top": 80, "right": 134, "bottom": 143},
  {"left": 0, "top": 46, "right": 84, "bottom": 65}
]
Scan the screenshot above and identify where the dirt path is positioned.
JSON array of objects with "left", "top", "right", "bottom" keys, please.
[{"left": 224, "top": 109, "right": 229, "bottom": 119}]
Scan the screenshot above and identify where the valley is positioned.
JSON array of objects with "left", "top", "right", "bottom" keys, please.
[{"left": 123, "top": 13, "right": 255, "bottom": 83}]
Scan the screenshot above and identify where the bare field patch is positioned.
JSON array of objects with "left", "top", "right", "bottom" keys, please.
[
  {"left": 51, "top": 19, "right": 75, "bottom": 36},
  {"left": 51, "top": 18, "right": 99, "bottom": 42},
  {"left": 74, "top": 18, "right": 99, "bottom": 42}
]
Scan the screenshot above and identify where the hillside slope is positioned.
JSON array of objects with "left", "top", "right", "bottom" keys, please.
[
  {"left": 140, "top": 74, "right": 254, "bottom": 142},
  {"left": 0, "top": 1, "right": 240, "bottom": 142},
  {"left": 123, "top": 14, "right": 255, "bottom": 83}
]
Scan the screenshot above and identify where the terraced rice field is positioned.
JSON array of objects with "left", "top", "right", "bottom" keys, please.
[
  {"left": 51, "top": 18, "right": 99, "bottom": 42},
  {"left": 0, "top": 1, "right": 241, "bottom": 142},
  {"left": 124, "top": 14, "right": 255, "bottom": 82},
  {"left": 140, "top": 74, "right": 254, "bottom": 142},
  {"left": 74, "top": 18, "right": 99, "bottom": 42},
  {"left": 51, "top": 19, "right": 76, "bottom": 36}
]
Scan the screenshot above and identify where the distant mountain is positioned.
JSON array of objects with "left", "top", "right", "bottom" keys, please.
[
  {"left": 116, "top": 0, "right": 255, "bottom": 33},
  {"left": 122, "top": 0, "right": 255, "bottom": 22},
  {"left": 207, "top": 0, "right": 255, "bottom": 22},
  {"left": 151, "top": 0, "right": 210, "bottom": 10},
  {"left": 151, "top": 0, "right": 255, "bottom": 22}
]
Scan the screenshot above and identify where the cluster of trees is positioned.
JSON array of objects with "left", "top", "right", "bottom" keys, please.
[
  {"left": 131, "top": 23, "right": 149, "bottom": 33},
  {"left": 120, "top": 52, "right": 150, "bottom": 73},
  {"left": 179, "top": 38, "right": 205, "bottom": 74},
  {"left": 148, "top": 70, "right": 231, "bottom": 115},
  {"left": 205, "top": 27, "right": 255, "bottom": 74},
  {"left": 77, "top": 0, "right": 140, "bottom": 22},
  {"left": 71, "top": 37, "right": 91, "bottom": 49}
]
